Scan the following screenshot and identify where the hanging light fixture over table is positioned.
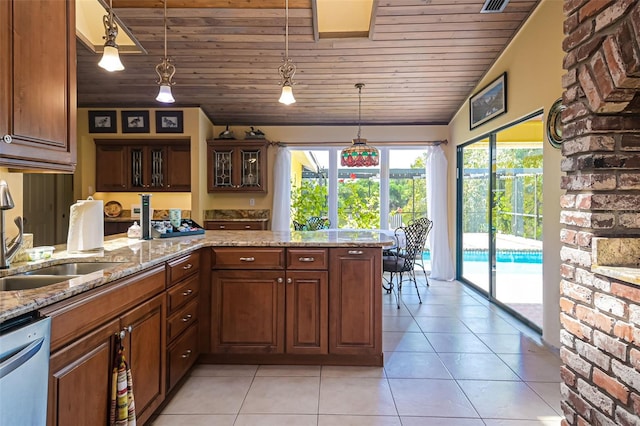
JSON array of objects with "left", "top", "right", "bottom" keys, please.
[
  {"left": 278, "top": 0, "right": 296, "bottom": 105},
  {"left": 98, "top": 0, "right": 125, "bottom": 72},
  {"left": 156, "top": 0, "right": 176, "bottom": 103},
  {"left": 340, "top": 83, "right": 379, "bottom": 167}
]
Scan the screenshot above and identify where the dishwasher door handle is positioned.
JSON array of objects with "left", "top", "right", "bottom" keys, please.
[{"left": 0, "top": 337, "right": 44, "bottom": 379}]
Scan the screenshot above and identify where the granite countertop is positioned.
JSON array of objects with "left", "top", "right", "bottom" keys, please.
[
  {"left": 0, "top": 230, "right": 394, "bottom": 323},
  {"left": 592, "top": 237, "right": 640, "bottom": 286},
  {"left": 205, "top": 217, "right": 269, "bottom": 222}
]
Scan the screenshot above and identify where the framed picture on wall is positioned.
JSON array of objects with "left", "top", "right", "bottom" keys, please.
[
  {"left": 121, "top": 110, "right": 150, "bottom": 133},
  {"left": 155, "top": 110, "right": 184, "bottom": 133},
  {"left": 88, "top": 110, "right": 117, "bottom": 133},
  {"left": 469, "top": 72, "right": 507, "bottom": 129}
]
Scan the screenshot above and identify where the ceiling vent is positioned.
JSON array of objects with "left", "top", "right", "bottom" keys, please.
[{"left": 480, "top": 0, "right": 510, "bottom": 13}]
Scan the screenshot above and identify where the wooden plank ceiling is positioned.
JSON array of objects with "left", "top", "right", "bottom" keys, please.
[{"left": 76, "top": 0, "right": 540, "bottom": 126}]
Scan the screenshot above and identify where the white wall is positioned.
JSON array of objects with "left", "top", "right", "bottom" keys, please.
[{"left": 447, "top": 0, "right": 565, "bottom": 349}]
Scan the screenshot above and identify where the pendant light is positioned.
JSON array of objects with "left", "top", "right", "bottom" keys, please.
[
  {"left": 278, "top": 0, "right": 296, "bottom": 105},
  {"left": 98, "top": 0, "right": 125, "bottom": 72},
  {"left": 155, "top": 0, "right": 176, "bottom": 103},
  {"left": 340, "top": 83, "right": 379, "bottom": 167}
]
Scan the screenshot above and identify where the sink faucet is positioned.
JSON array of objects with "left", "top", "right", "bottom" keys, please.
[{"left": 0, "top": 180, "right": 23, "bottom": 269}]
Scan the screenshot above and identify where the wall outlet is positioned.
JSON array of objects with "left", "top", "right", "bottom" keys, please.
[{"left": 249, "top": 198, "right": 255, "bottom": 206}]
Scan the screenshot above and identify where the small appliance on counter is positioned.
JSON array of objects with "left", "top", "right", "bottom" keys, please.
[
  {"left": 140, "top": 194, "right": 152, "bottom": 240},
  {"left": 66, "top": 197, "right": 104, "bottom": 253}
]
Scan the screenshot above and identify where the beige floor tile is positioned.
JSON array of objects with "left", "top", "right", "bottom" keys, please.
[
  {"left": 190, "top": 364, "right": 258, "bottom": 377},
  {"left": 256, "top": 364, "right": 321, "bottom": 377},
  {"left": 150, "top": 414, "right": 235, "bottom": 426},
  {"left": 388, "top": 378, "right": 478, "bottom": 418},
  {"left": 424, "top": 332, "right": 491, "bottom": 353},
  {"left": 475, "top": 333, "right": 548, "bottom": 354},
  {"left": 234, "top": 414, "right": 318, "bottom": 425},
  {"left": 414, "top": 317, "right": 473, "bottom": 333},
  {"left": 400, "top": 417, "right": 485, "bottom": 426},
  {"left": 462, "top": 317, "right": 521, "bottom": 334},
  {"left": 321, "top": 365, "right": 386, "bottom": 378},
  {"left": 498, "top": 353, "right": 561, "bottom": 382},
  {"left": 526, "top": 381, "right": 562, "bottom": 414},
  {"left": 383, "top": 316, "right": 422, "bottom": 332},
  {"left": 437, "top": 353, "right": 520, "bottom": 381},
  {"left": 384, "top": 352, "right": 452, "bottom": 379},
  {"left": 160, "top": 376, "right": 252, "bottom": 415},
  {"left": 482, "top": 418, "right": 563, "bottom": 425},
  {"left": 319, "top": 377, "right": 397, "bottom": 416},
  {"left": 383, "top": 331, "right": 434, "bottom": 352},
  {"left": 240, "top": 376, "right": 320, "bottom": 414},
  {"left": 457, "top": 380, "right": 559, "bottom": 419},
  {"left": 318, "top": 414, "right": 402, "bottom": 425}
]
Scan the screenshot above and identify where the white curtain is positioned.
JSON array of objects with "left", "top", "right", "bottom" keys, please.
[
  {"left": 426, "top": 145, "right": 455, "bottom": 281},
  {"left": 271, "top": 146, "right": 291, "bottom": 231}
]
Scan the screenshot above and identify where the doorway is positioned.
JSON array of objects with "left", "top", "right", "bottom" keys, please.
[{"left": 23, "top": 174, "right": 74, "bottom": 246}]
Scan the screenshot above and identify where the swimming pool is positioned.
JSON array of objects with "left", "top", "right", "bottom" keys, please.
[{"left": 423, "top": 249, "right": 542, "bottom": 264}]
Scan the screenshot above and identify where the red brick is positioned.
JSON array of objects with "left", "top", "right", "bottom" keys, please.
[
  {"left": 615, "top": 405, "right": 640, "bottom": 426},
  {"left": 560, "top": 246, "right": 593, "bottom": 268},
  {"left": 561, "top": 263, "right": 577, "bottom": 279},
  {"left": 592, "top": 276, "right": 611, "bottom": 292},
  {"left": 561, "top": 194, "right": 577, "bottom": 209},
  {"left": 575, "top": 194, "right": 592, "bottom": 209},
  {"left": 579, "top": 0, "right": 614, "bottom": 22},
  {"left": 563, "top": 69, "right": 578, "bottom": 89},
  {"left": 564, "top": 86, "right": 580, "bottom": 103},
  {"left": 575, "top": 268, "right": 595, "bottom": 287},
  {"left": 617, "top": 20, "right": 640, "bottom": 76},
  {"left": 594, "top": 330, "right": 627, "bottom": 361},
  {"left": 562, "top": 347, "right": 593, "bottom": 378},
  {"left": 629, "top": 304, "right": 640, "bottom": 325},
  {"left": 621, "top": 134, "right": 640, "bottom": 150},
  {"left": 576, "top": 339, "right": 612, "bottom": 370},
  {"left": 631, "top": 392, "right": 640, "bottom": 414},
  {"left": 561, "top": 297, "right": 577, "bottom": 314},
  {"left": 562, "top": 329, "right": 576, "bottom": 348},
  {"left": 579, "top": 63, "right": 605, "bottom": 112},
  {"left": 576, "top": 304, "right": 615, "bottom": 332},
  {"left": 604, "top": 36, "right": 640, "bottom": 89},
  {"left": 562, "top": 312, "right": 593, "bottom": 340},
  {"left": 613, "top": 321, "right": 635, "bottom": 343},
  {"left": 562, "top": 280, "right": 594, "bottom": 303},
  {"left": 561, "top": 174, "right": 617, "bottom": 191},
  {"left": 592, "top": 194, "right": 640, "bottom": 211},
  {"left": 595, "top": 0, "right": 638, "bottom": 32},
  {"left": 619, "top": 173, "right": 640, "bottom": 189},
  {"left": 594, "top": 293, "right": 627, "bottom": 316},
  {"left": 591, "top": 50, "right": 617, "bottom": 102},
  {"left": 576, "top": 232, "right": 592, "bottom": 248},
  {"left": 629, "top": 348, "right": 640, "bottom": 370},
  {"left": 561, "top": 229, "right": 578, "bottom": 245},
  {"left": 562, "top": 382, "right": 593, "bottom": 419},
  {"left": 593, "top": 367, "right": 630, "bottom": 404},
  {"left": 560, "top": 210, "right": 592, "bottom": 227},
  {"left": 562, "top": 157, "right": 577, "bottom": 172},
  {"left": 565, "top": 0, "right": 588, "bottom": 15},
  {"left": 612, "top": 359, "right": 640, "bottom": 390},
  {"left": 562, "top": 135, "right": 616, "bottom": 155},
  {"left": 619, "top": 213, "right": 640, "bottom": 228},
  {"left": 577, "top": 378, "right": 614, "bottom": 415},
  {"left": 611, "top": 282, "right": 640, "bottom": 303},
  {"left": 564, "top": 19, "right": 596, "bottom": 51},
  {"left": 561, "top": 365, "right": 577, "bottom": 387}
]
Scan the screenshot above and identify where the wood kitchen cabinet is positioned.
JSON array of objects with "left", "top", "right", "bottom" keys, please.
[
  {"left": 0, "top": 0, "right": 76, "bottom": 172},
  {"left": 206, "top": 140, "right": 268, "bottom": 193},
  {"left": 41, "top": 266, "right": 166, "bottom": 426},
  {"left": 329, "top": 248, "right": 382, "bottom": 357},
  {"left": 205, "top": 220, "right": 268, "bottom": 230},
  {"left": 210, "top": 248, "right": 328, "bottom": 356},
  {"left": 95, "top": 139, "right": 191, "bottom": 192}
]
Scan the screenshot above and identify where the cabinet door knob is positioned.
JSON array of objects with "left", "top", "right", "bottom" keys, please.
[
  {"left": 287, "top": 278, "right": 292, "bottom": 284},
  {"left": 2, "top": 134, "right": 12, "bottom": 144},
  {"left": 348, "top": 250, "right": 364, "bottom": 255},
  {"left": 298, "top": 257, "right": 315, "bottom": 262},
  {"left": 277, "top": 277, "right": 283, "bottom": 283},
  {"left": 182, "top": 314, "right": 192, "bottom": 322},
  {"left": 182, "top": 289, "right": 193, "bottom": 296},
  {"left": 181, "top": 349, "right": 192, "bottom": 359},
  {"left": 182, "top": 263, "right": 193, "bottom": 270},
  {"left": 239, "top": 257, "right": 255, "bottom": 262}
]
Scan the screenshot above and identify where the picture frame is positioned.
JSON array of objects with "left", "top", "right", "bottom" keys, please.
[
  {"left": 121, "top": 110, "right": 150, "bottom": 133},
  {"left": 88, "top": 110, "right": 117, "bottom": 133},
  {"left": 469, "top": 72, "right": 507, "bottom": 129},
  {"left": 155, "top": 110, "right": 184, "bottom": 133}
]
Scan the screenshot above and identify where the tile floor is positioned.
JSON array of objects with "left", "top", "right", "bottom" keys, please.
[{"left": 151, "top": 277, "right": 563, "bottom": 426}]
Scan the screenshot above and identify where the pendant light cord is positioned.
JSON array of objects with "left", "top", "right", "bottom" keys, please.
[
  {"left": 163, "top": 0, "right": 168, "bottom": 59},
  {"left": 357, "top": 84, "right": 362, "bottom": 140},
  {"left": 285, "top": 0, "right": 289, "bottom": 59}
]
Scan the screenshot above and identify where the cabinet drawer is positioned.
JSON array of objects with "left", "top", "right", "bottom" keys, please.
[
  {"left": 286, "top": 248, "right": 328, "bottom": 270},
  {"left": 212, "top": 248, "right": 284, "bottom": 269},
  {"left": 205, "top": 221, "right": 266, "bottom": 230},
  {"left": 167, "top": 273, "right": 199, "bottom": 313},
  {"left": 168, "top": 299, "right": 198, "bottom": 342},
  {"left": 168, "top": 322, "right": 199, "bottom": 391},
  {"left": 167, "top": 251, "right": 200, "bottom": 286}
]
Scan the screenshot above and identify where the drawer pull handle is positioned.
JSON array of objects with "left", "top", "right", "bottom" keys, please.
[
  {"left": 181, "top": 350, "right": 192, "bottom": 359},
  {"left": 182, "top": 314, "right": 192, "bottom": 322},
  {"left": 118, "top": 325, "right": 133, "bottom": 339},
  {"left": 298, "top": 257, "right": 315, "bottom": 262},
  {"left": 240, "top": 257, "right": 255, "bottom": 262},
  {"left": 245, "top": 225, "right": 251, "bottom": 229},
  {"left": 219, "top": 225, "right": 226, "bottom": 229},
  {"left": 182, "top": 289, "right": 193, "bottom": 296},
  {"left": 348, "top": 250, "right": 364, "bottom": 255},
  {"left": 182, "top": 263, "right": 193, "bottom": 270}
]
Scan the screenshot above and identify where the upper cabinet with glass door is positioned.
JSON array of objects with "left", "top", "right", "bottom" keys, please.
[{"left": 206, "top": 140, "right": 268, "bottom": 193}]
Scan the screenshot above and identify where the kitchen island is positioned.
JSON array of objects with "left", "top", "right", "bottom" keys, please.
[{"left": 0, "top": 230, "right": 393, "bottom": 426}]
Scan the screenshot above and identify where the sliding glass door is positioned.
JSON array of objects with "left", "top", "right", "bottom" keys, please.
[{"left": 457, "top": 113, "right": 543, "bottom": 330}]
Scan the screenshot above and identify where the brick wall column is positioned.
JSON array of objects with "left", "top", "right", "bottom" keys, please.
[{"left": 561, "top": 1, "right": 640, "bottom": 425}]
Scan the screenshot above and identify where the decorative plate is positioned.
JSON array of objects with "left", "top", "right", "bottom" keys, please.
[
  {"left": 546, "top": 98, "right": 566, "bottom": 149},
  {"left": 104, "top": 200, "right": 123, "bottom": 218}
]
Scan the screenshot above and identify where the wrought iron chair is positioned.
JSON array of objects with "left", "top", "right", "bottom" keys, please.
[
  {"left": 408, "top": 217, "right": 433, "bottom": 285},
  {"left": 306, "top": 216, "right": 330, "bottom": 230},
  {"left": 293, "top": 220, "right": 307, "bottom": 231},
  {"left": 382, "top": 222, "right": 429, "bottom": 308}
]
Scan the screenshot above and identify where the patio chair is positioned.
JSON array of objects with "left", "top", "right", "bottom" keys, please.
[
  {"left": 293, "top": 220, "right": 307, "bottom": 231},
  {"left": 306, "top": 216, "right": 330, "bottom": 230},
  {"left": 382, "top": 222, "right": 429, "bottom": 308},
  {"left": 389, "top": 212, "right": 403, "bottom": 229},
  {"left": 408, "top": 217, "right": 433, "bottom": 286}
]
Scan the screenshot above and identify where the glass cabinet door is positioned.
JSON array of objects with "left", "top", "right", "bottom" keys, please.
[
  {"left": 240, "top": 148, "right": 261, "bottom": 188},
  {"left": 213, "top": 149, "right": 233, "bottom": 188}
]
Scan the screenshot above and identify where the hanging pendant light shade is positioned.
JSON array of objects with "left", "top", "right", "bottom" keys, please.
[
  {"left": 98, "top": 0, "right": 124, "bottom": 72},
  {"left": 340, "top": 83, "right": 379, "bottom": 167},
  {"left": 278, "top": 0, "right": 296, "bottom": 104},
  {"left": 155, "top": 0, "right": 176, "bottom": 103}
]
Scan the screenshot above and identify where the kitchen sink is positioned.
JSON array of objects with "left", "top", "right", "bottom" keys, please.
[
  {"left": 0, "top": 275, "right": 78, "bottom": 291},
  {"left": 22, "top": 262, "right": 124, "bottom": 276}
]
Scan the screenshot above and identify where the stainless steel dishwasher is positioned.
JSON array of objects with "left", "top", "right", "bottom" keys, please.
[{"left": 0, "top": 314, "right": 51, "bottom": 426}]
